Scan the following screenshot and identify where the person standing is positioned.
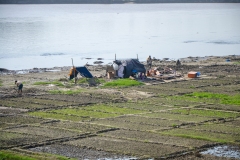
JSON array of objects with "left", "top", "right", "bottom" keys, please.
[
  {"left": 147, "top": 55, "right": 152, "bottom": 69},
  {"left": 15, "top": 80, "right": 23, "bottom": 94}
]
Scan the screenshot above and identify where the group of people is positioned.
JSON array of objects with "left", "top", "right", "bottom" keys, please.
[{"left": 146, "top": 55, "right": 181, "bottom": 69}]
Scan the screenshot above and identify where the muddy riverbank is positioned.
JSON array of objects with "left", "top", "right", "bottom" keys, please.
[{"left": 0, "top": 55, "right": 240, "bottom": 159}]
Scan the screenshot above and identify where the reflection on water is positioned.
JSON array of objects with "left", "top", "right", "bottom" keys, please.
[{"left": 0, "top": 4, "right": 240, "bottom": 70}]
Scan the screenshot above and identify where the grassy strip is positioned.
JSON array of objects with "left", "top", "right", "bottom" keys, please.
[
  {"left": 160, "top": 128, "right": 239, "bottom": 144},
  {"left": 192, "top": 123, "right": 240, "bottom": 134},
  {"left": 0, "top": 150, "right": 76, "bottom": 160},
  {"left": 77, "top": 78, "right": 105, "bottom": 84},
  {"left": 84, "top": 105, "right": 146, "bottom": 114},
  {"left": 48, "top": 89, "right": 83, "bottom": 95},
  {"left": 103, "top": 79, "right": 144, "bottom": 87},
  {"left": 0, "top": 79, "right": 2, "bottom": 86},
  {"left": 0, "top": 151, "right": 35, "bottom": 160},
  {"left": 170, "top": 108, "right": 239, "bottom": 118},
  {"left": 33, "top": 81, "right": 64, "bottom": 87},
  {"left": 52, "top": 108, "right": 120, "bottom": 118},
  {"left": 175, "top": 92, "right": 240, "bottom": 105},
  {"left": 29, "top": 112, "right": 88, "bottom": 121},
  {"left": 233, "top": 61, "right": 240, "bottom": 65}
]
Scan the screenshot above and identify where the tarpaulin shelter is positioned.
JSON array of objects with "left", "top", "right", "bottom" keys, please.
[
  {"left": 70, "top": 66, "right": 99, "bottom": 86},
  {"left": 114, "top": 59, "right": 146, "bottom": 78},
  {"left": 76, "top": 66, "right": 93, "bottom": 78}
]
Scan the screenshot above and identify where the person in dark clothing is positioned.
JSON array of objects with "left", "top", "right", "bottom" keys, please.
[{"left": 147, "top": 55, "right": 152, "bottom": 69}]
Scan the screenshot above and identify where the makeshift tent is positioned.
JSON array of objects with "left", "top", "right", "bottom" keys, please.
[
  {"left": 114, "top": 59, "right": 146, "bottom": 78},
  {"left": 75, "top": 66, "right": 93, "bottom": 78}
]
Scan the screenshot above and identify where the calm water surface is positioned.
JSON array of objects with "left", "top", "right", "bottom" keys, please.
[{"left": 0, "top": 4, "right": 240, "bottom": 70}]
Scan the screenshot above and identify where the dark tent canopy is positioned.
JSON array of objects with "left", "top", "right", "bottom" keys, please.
[{"left": 115, "top": 59, "right": 146, "bottom": 78}]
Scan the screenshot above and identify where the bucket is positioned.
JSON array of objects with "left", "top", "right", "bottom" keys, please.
[{"left": 196, "top": 72, "right": 201, "bottom": 77}]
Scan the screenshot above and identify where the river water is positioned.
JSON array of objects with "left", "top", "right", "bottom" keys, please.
[{"left": 0, "top": 3, "right": 239, "bottom": 70}]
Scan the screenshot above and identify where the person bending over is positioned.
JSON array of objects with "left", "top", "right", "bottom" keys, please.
[{"left": 15, "top": 80, "right": 23, "bottom": 94}]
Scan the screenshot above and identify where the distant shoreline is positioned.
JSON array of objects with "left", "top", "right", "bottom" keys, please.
[
  {"left": 0, "top": 55, "right": 239, "bottom": 75},
  {"left": 1, "top": 0, "right": 240, "bottom": 4}
]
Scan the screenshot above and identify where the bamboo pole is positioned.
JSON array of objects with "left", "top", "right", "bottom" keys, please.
[{"left": 71, "top": 58, "right": 76, "bottom": 84}]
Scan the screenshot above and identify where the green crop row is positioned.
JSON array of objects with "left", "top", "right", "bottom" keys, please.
[
  {"left": 181, "top": 92, "right": 240, "bottom": 105},
  {"left": 170, "top": 108, "right": 239, "bottom": 119},
  {"left": 103, "top": 79, "right": 144, "bottom": 87}
]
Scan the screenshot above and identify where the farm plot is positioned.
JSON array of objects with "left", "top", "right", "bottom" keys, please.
[
  {"left": 159, "top": 128, "right": 240, "bottom": 144},
  {"left": 82, "top": 105, "right": 147, "bottom": 114},
  {"left": 143, "top": 112, "right": 213, "bottom": 123},
  {"left": 91, "top": 115, "right": 184, "bottom": 131},
  {"left": 0, "top": 99, "right": 52, "bottom": 110},
  {"left": 41, "top": 121, "right": 116, "bottom": 134},
  {"left": 127, "top": 85, "right": 199, "bottom": 96},
  {"left": 202, "top": 85, "right": 240, "bottom": 95},
  {"left": 170, "top": 108, "right": 240, "bottom": 119},
  {"left": 0, "top": 115, "right": 45, "bottom": 126},
  {"left": 224, "top": 117, "right": 240, "bottom": 127},
  {"left": 187, "top": 123, "right": 240, "bottom": 135},
  {"left": 0, "top": 106, "right": 28, "bottom": 114},
  {"left": 101, "top": 129, "right": 217, "bottom": 148},
  {"left": 113, "top": 102, "right": 173, "bottom": 112},
  {"left": 29, "top": 105, "right": 148, "bottom": 122},
  {"left": 0, "top": 131, "right": 49, "bottom": 149},
  {"left": 28, "top": 143, "right": 136, "bottom": 160},
  {"left": 194, "top": 104, "right": 240, "bottom": 112},
  {"left": 65, "top": 136, "right": 187, "bottom": 159},
  {"left": 139, "top": 96, "right": 201, "bottom": 107},
  {"left": 7, "top": 97, "right": 78, "bottom": 107},
  {"left": 38, "top": 93, "right": 119, "bottom": 104},
  {"left": 4, "top": 125, "right": 82, "bottom": 139}
]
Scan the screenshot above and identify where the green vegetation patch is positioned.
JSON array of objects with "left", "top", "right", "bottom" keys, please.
[
  {"left": 233, "top": 61, "right": 240, "bottom": 65},
  {"left": 0, "top": 150, "right": 35, "bottom": 160},
  {"left": 194, "top": 104, "right": 240, "bottom": 112},
  {"left": 102, "top": 129, "right": 214, "bottom": 148},
  {"left": 29, "top": 112, "right": 88, "bottom": 122},
  {"left": 160, "top": 128, "right": 240, "bottom": 144},
  {"left": 29, "top": 108, "right": 120, "bottom": 122},
  {"left": 84, "top": 105, "right": 146, "bottom": 114},
  {"left": 0, "top": 131, "right": 49, "bottom": 148},
  {"left": 170, "top": 108, "right": 239, "bottom": 119},
  {"left": 192, "top": 123, "right": 240, "bottom": 134},
  {"left": 180, "top": 92, "right": 240, "bottom": 105},
  {"left": 0, "top": 79, "right": 3, "bottom": 86},
  {"left": 48, "top": 89, "right": 83, "bottom": 95},
  {"left": 42, "top": 121, "right": 115, "bottom": 133},
  {"left": 144, "top": 112, "right": 211, "bottom": 123},
  {"left": 103, "top": 79, "right": 144, "bottom": 87},
  {"left": 0, "top": 115, "right": 44, "bottom": 124},
  {"left": 33, "top": 81, "right": 64, "bottom": 87},
  {"left": 52, "top": 108, "right": 120, "bottom": 119},
  {"left": 0, "top": 150, "right": 76, "bottom": 160},
  {"left": 92, "top": 116, "right": 181, "bottom": 131},
  {"left": 113, "top": 102, "right": 172, "bottom": 111}
]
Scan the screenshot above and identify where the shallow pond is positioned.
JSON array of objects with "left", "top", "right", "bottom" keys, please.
[{"left": 201, "top": 145, "right": 240, "bottom": 159}]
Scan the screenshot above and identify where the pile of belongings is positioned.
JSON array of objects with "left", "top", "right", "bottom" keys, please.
[{"left": 147, "top": 66, "right": 181, "bottom": 80}]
